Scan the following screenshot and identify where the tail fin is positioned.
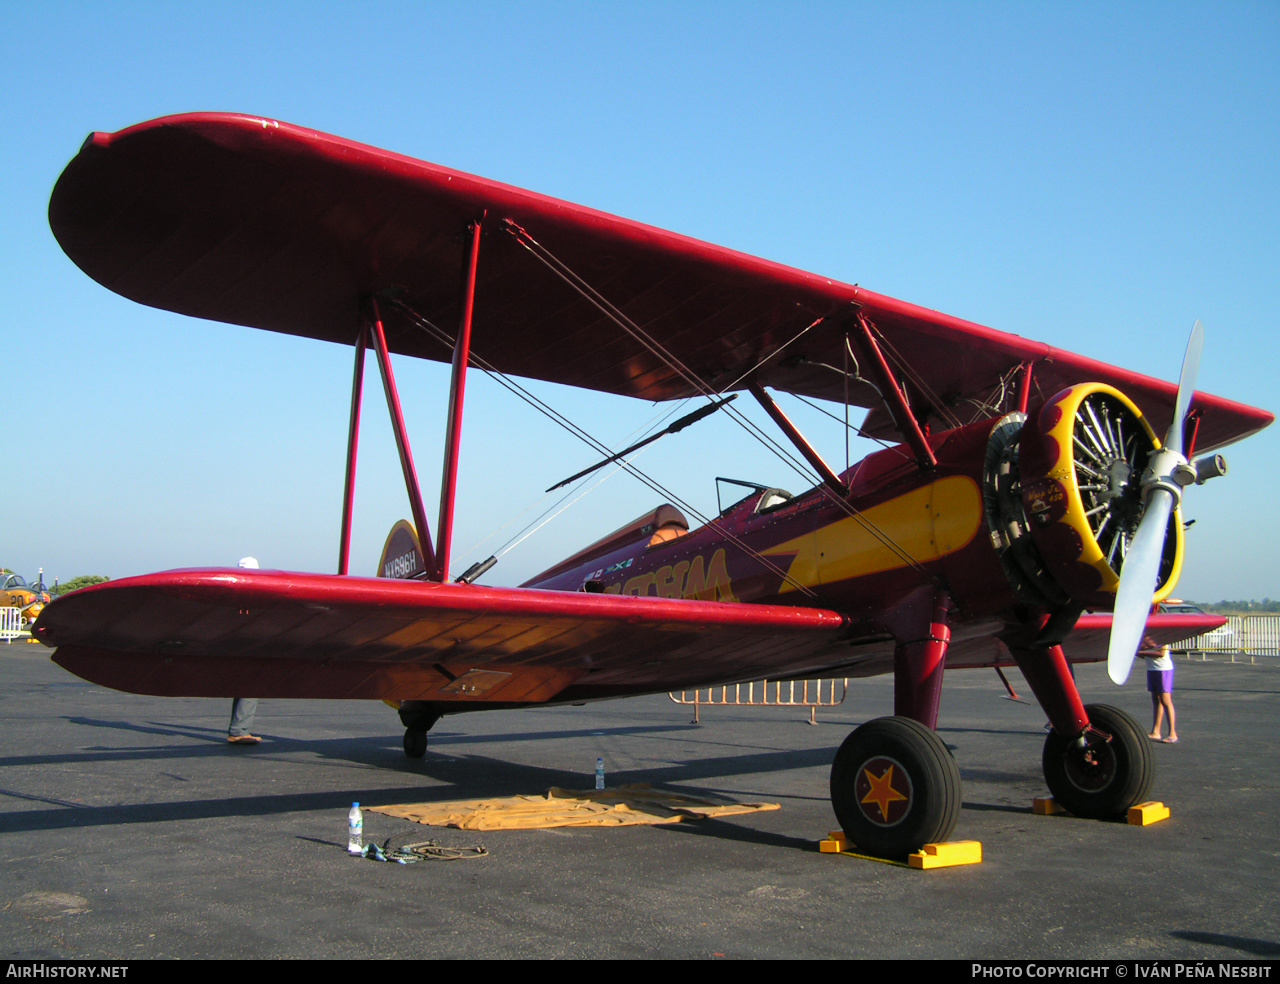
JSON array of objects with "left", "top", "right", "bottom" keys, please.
[{"left": 377, "top": 520, "right": 428, "bottom": 579}]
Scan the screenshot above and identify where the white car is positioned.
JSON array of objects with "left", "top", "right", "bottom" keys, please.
[{"left": 1159, "top": 602, "right": 1237, "bottom": 653}]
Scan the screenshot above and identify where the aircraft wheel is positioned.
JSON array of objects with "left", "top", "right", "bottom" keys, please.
[
  {"left": 403, "top": 729, "right": 428, "bottom": 759},
  {"left": 1042, "top": 703, "right": 1154, "bottom": 819},
  {"left": 830, "top": 716, "right": 962, "bottom": 859}
]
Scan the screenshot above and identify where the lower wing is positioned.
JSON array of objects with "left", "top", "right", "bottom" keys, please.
[{"left": 36, "top": 569, "right": 852, "bottom": 703}]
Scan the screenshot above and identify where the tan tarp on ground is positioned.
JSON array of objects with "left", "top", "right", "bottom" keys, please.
[{"left": 367, "top": 783, "right": 780, "bottom": 830}]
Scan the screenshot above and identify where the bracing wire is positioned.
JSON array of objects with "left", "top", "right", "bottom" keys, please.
[
  {"left": 388, "top": 300, "right": 819, "bottom": 596},
  {"left": 502, "top": 223, "right": 827, "bottom": 490},
  {"left": 863, "top": 317, "right": 963, "bottom": 431},
  {"left": 485, "top": 232, "right": 946, "bottom": 586},
  {"left": 459, "top": 403, "right": 682, "bottom": 565}
]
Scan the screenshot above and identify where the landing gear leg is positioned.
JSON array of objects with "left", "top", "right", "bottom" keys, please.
[
  {"left": 398, "top": 701, "right": 440, "bottom": 759},
  {"left": 1009, "top": 645, "right": 1155, "bottom": 818}
]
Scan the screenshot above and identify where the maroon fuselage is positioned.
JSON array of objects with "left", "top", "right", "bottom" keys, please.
[{"left": 525, "top": 418, "right": 1020, "bottom": 658}]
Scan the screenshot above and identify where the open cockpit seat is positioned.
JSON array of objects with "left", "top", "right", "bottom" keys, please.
[
  {"left": 523, "top": 504, "right": 690, "bottom": 584},
  {"left": 757, "top": 489, "right": 793, "bottom": 512}
]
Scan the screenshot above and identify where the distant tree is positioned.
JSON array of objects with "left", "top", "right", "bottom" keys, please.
[
  {"left": 1189, "top": 599, "right": 1280, "bottom": 615},
  {"left": 52, "top": 575, "right": 110, "bottom": 596}
]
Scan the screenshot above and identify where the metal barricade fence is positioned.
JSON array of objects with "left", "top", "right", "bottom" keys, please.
[
  {"left": 0, "top": 607, "right": 23, "bottom": 643},
  {"left": 1178, "top": 615, "right": 1280, "bottom": 662},
  {"left": 669, "top": 678, "right": 849, "bottom": 724}
]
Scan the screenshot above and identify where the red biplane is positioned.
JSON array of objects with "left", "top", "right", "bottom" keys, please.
[{"left": 39, "top": 114, "right": 1272, "bottom": 858}]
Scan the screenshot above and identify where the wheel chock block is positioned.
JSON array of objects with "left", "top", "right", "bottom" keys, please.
[
  {"left": 1127, "top": 801, "right": 1170, "bottom": 826},
  {"left": 819, "top": 831, "right": 849, "bottom": 853},
  {"left": 1033, "top": 796, "right": 1066, "bottom": 815},
  {"left": 908, "top": 840, "right": 983, "bottom": 869}
]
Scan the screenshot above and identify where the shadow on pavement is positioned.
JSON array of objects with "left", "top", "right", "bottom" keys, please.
[{"left": 1169, "top": 930, "right": 1280, "bottom": 956}]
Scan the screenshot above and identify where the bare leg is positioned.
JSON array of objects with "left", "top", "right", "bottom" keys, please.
[
  {"left": 1161, "top": 694, "right": 1177, "bottom": 741},
  {"left": 1149, "top": 692, "right": 1164, "bottom": 739}
]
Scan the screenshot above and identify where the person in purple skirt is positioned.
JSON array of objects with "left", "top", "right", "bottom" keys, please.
[{"left": 1140, "top": 635, "right": 1178, "bottom": 743}]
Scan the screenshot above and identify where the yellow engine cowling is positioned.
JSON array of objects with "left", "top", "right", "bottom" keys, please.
[{"left": 1017, "top": 383, "right": 1184, "bottom": 610}]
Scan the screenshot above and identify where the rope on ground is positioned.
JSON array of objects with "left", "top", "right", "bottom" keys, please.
[{"left": 358, "top": 839, "right": 489, "bottom": 864}]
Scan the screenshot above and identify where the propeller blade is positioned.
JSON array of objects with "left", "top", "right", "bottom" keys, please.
[
  {"left": 1166, "top": 320, "right": 1204, "bottom": 456},
  {"left": 1107, "top": 487, "right": 1175, "bottom": 684}
]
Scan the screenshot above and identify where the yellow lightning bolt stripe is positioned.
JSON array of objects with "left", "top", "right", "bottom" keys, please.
[{"left": 763, "top": 476, "right": 983, "bottom": 593}]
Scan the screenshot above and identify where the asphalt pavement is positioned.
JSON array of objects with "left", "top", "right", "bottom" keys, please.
[{"left": 1, "top": 643, "right": 1277, "bottom": 959}]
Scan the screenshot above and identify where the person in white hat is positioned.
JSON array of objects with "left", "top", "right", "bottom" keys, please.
[{"left": 227, "top": 557, "right": 262, "bottom": 745}]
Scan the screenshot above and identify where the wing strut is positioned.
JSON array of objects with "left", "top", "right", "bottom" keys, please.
[
  {"left": 854, "top": 312, "right": 937, "bottom": 470},
  {"left": 747, "top": 381, "right": 847, "bottom": 496},
  {"left": 338, "top": 323, "right": 368, "bottom": 575},
  {"left": 435, "top": 220, "right": 483, "bottom": 582},
  {"left": 1016, "top": 361, "right": 1036, "bottom": 414},
  {"left": 369, "top": 296, "right": 438, "bottom": 574},
  {"left": 338, "top": 224, "right": 483, "bottom": 581}
]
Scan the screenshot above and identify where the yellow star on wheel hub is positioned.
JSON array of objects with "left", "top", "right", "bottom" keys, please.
[{"left": 861, "top": 763, "right": 909, "bottom": 822}]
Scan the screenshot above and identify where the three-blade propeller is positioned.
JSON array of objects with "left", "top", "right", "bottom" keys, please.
[{"left": 1107, "top": 321, "right": 1208, "bottom": 684}]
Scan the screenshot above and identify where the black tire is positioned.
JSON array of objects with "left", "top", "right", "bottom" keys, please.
[
  {"left": 1042, "top": 703, "right": 1154, "bottom": 819},
  {"left": 830, "top": 716, "right": 962, "bottom": 859},
  {"left": 403, "top": 729, "right": 428, "bottom": 759}
]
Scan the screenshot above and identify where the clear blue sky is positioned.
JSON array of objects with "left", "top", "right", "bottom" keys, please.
[{"left": 2, "top": 2, "right": 1276, "bottom": 602}]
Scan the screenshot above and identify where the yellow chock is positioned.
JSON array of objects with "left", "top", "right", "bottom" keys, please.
[
  {"left": 819, "top": 830, "right": 849, "bottom": 854},
  {"left": 908, "top": 840, "right": 983, "bottom": 869},
  {"left": 1127, "top": 801, "right": 1170, "bottom": 826},
  {"left": 1033, "top": 796, "right": 1066, "bottom": 815}
]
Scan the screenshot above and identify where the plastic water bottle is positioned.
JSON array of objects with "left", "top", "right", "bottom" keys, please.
[
  {"left": 595, "top": 757, "right": 605, "bottom": 790},
  {"left": 348, "top": 802, "right": 363, "bottom": 855}
]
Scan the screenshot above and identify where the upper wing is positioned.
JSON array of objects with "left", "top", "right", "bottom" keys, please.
[
  {"left": 36, "top": 569, "right": 852, "bottom": 701},
  {"left": 50, "top": 113, "right": 1271, "bottom": 451}
]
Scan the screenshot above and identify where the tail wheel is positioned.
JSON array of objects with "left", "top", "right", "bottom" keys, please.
[
  {"left": 1043, "top": 703, "right": 1154, "bottom": 818},
  {"left": 830, "top": 716, "right": 962, "bottom": 859},
  {"left": 403, "top": 729, "right": 428, "bottom": 759},
  {"left": 398, "top": 701, "right": 439, "bottom": 759}
]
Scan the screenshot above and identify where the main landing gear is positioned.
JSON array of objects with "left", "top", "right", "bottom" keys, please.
[
  {"left": 398, "top": 701, "right": 440, "bottom": 759},
  {"left": 830, "top": 716, "right": 962, "bottom": 859},
  {"left": 1042, "top": 703, "right": 1154, "bottom": 819},
  {"left": 1006, "top": 643, "right": 1156, "bottom": 821},
  {"left": 830, "top": 596, "right": 1155, "bottom": 857},
  {"left": 830, "top": 588, "right": 962, "bottom": 858}
]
